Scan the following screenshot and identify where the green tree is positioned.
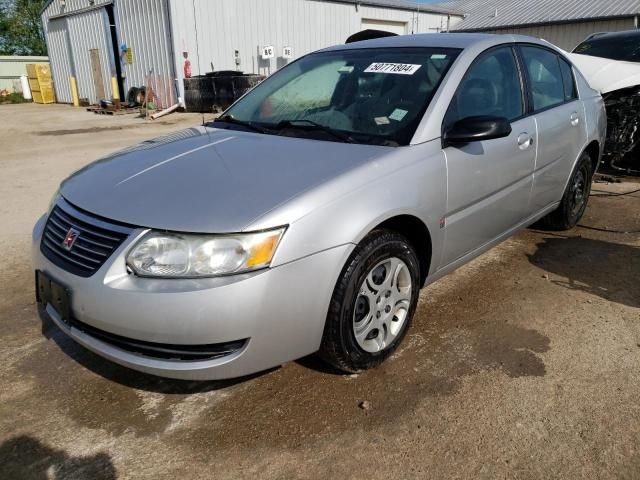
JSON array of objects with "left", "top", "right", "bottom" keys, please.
[{"left": 0, "top": 0, "right": 47, "bottom": 56}]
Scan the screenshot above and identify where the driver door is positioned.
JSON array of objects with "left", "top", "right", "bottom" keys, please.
[{"left": 440, "top": 46, "right": 536, "bottom": 267}]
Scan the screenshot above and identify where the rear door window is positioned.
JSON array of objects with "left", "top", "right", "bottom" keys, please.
[
  {"left": 520, "top": 46, "right": 565, "bottom": 111},
  {"left": 559, "top": 58, "right": 577, "bottom": 101}
]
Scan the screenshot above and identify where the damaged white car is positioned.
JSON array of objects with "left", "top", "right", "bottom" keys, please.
[{"left": 570, "top": 30, "right": 640, "bottom": 174}]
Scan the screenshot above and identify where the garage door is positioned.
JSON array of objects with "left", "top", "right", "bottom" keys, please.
[
  {"left": 45, "top": 18, "right": 74, "bottom": 103},
  {"left": 361, "top": 19, "right": 408, "bottom": 35},
  {"left": 66, "top": 8, "right": 113, "bottom": 104}
]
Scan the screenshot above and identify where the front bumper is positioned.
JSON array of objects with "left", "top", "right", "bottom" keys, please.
[{"left": 32, "top": 213, "right": 352, "bottom": 380}]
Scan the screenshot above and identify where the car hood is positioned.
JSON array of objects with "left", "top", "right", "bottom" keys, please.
[
  {"left": 568, "top": 53, "right": 640, "bottom": 94},
  {"left": 61, "top": 126, "right": 389, "bottom": 233}
]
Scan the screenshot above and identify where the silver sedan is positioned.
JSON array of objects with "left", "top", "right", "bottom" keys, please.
[{"left": 33, "top": 33, "right": 606, "bottom": 380}]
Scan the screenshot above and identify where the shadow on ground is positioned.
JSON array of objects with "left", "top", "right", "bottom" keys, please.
[
  {"left": 178, "top": 320, "right": 550, "bottom": 451},
  {"left": 528, "top": 236, "right": 640, "bottom": 308},
  {"left": 35, "top": 123, "right": 171, "bottom": 136},
  {"left": 19, "top": 235, "right": 556, "bottom": 450},
  {"left": 0, "top": 436, "right": 116, "bottom": 480},
  {"left": 26, "top": 295, "right": 551, "bottom": 448}
]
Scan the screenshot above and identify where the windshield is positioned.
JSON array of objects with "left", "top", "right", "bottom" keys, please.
[
  {"left": 218, "top": 47, "right": 460, "bottom": 146},
  {"left": 573, "top": 35, "right": 640, "bottom": 62}
]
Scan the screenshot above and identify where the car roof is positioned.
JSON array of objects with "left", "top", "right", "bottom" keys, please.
[
  {"left": 318, "top": 32, "right": 551, "bottom": 53},
  {"left": 580, "top": 29, "right": 640, "bottom": 42}
]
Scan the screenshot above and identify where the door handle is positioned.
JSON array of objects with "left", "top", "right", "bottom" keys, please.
[
  {"left": 570, "top": 112, "right": 580, "bottom": 126},
  {"left": 517, "top": 132, "right": 533, "bottom": 150}
]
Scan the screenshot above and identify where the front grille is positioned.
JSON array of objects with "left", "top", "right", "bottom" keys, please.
[
  {"left": 40, "top": 203, "right": 131, "bottom": 277},
  {"left": 65, "top": 316, "right": 247, "bottom": 361}
]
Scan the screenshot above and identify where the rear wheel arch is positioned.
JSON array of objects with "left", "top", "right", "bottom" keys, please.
[
  {"left": 560, "top": 140, "right": 599, "bottom": 195},
  {"left": 583, "top": 140, "right": 600, "bottom": 175},
  {"left": 538, "top": 150, "right": 593, "bottom": 230}
]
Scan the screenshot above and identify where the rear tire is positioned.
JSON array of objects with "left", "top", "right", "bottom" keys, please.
[
  {"left": 537, "top": 152, "right": 593, "bottom": 231},
  {"left": 319, "top": 229, "right": 420, "bottom": 373}
]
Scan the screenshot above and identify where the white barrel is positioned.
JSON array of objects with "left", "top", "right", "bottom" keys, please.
[{"left": 20, "top": 74, "right": 32, "bottom": 100}]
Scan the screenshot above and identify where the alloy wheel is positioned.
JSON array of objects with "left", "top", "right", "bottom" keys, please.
[
  {"left": 352, "top": 257, "right": 412, "bottom": 353},
  {"left": 569, "top": 167, "right": 587, "bottom": 218}
]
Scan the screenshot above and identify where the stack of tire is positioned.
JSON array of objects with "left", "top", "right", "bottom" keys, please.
[
  {"left": 209, "top": 71, "right": 265, "bottom": 111},
  {"left": 184, "top": 76, "right": 216, "bottom": 113},
  {"left": 184, "top": 72, "right": 265, "bottom": 113}
]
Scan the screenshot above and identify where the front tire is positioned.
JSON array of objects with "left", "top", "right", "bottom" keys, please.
[
  {"left": 319, "top": 229, "right": 420, "bottom": 373},
  {"left": 538, "top": 152, "right": 593, "bottom": 231}
]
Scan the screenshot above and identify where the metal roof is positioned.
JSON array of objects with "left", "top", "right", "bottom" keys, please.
[
  {"left": 41, "top": 0, "right": 464, "bottom": 17},
  {"left": 436, "top": 0, "right": 640, "bottom": 31},
  {"left": 321, "top": 31, "right": 501, "bottom": 51},
  {"left": 335, "top": 0, "right": 463, "bottom": 15}
]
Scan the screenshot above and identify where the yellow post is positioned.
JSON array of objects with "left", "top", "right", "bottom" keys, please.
[
  {"left": 70, "top": 76, "right": 79, "bottom": 107},
  {"left": 111, "top": 76, "right": 120, "bottom": 101}
]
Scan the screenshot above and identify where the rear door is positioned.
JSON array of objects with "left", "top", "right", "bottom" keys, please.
[
  {"left": 518, "top": 45, "right": 587, "bottom": 211},
  {"left": 440, "top": 46, "right": 536, "bottom": 266}
]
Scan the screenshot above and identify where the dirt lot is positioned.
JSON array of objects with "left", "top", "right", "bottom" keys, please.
[{"left": 1, "top": 103, "right": 639, "bottom": 479}]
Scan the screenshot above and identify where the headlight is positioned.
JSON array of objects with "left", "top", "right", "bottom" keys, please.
[{"left": 126, "top": 228, "right": 286, "bottom": 278}]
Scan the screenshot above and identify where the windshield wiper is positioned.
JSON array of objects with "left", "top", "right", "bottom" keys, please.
[
  {"left": 213, "top": 115, "right": 271, "bottom": 134},
  {"left": 276, "top": 119, "right": 355, "bottom": 143}
]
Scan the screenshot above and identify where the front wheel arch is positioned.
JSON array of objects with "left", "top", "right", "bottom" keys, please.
[
  {"left": 370, "top": 215, "right": 432, "bottom": 287},
  {"left": 319, "top": 229, "right": 421, "bottom": 372}
]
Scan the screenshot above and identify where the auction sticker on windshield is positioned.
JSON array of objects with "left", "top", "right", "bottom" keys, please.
[{"left": 364, "top": 63, "right": 422, "bottom": 75}]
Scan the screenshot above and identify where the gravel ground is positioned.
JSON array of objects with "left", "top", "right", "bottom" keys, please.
[{"left": 1, "top": 103, "right": 639, "bottom": 480}]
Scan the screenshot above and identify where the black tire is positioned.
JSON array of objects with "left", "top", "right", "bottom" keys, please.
[
  {"left": 126, "top": 86, "right": 140, "bottom": 105},
  {"left": 319, "top": 229, "right": 421, "bottom": 373},
  {"left": 537, "top": 152, "right": 593, "bottom": 231},
  {"left": 126, "top": 86, "right": 146, "bottom": 106},
  {"left": 184, "top": 77, "right": 215, "bottom": 113}
]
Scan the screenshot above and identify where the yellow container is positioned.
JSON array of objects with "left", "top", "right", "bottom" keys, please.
[
  {"left": 35, "top": 64, "right": 52, "bottom": 82},
  {"left": 26, "top": 63, "right": 38, "bottom": 78},
  {"left": 28, "top": 78, "right": 40, "bottom": 92},
  {"left": 28, "top": 80, "right": 53, "bottom": 93},
  {"left": 37, "top": 80, "right": 52, "bottom": 90},
  {"left": 32, "top": 87, "right": 55, "bottom": 104},
  {"left": 26, "top": 63, "right": 54, "bottom": 103},
  {"left": 26, "top": 63, "right": 51, "bottom": 82}
]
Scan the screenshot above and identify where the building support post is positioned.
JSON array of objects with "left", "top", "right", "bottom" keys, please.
[
  {"left": 111, "top": 76, "right": 120, "bottom": 100},
  {"left": 70, "top": 76, "right": 79, "bottom": 107}
]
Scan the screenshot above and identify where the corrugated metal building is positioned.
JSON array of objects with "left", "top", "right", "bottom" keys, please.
[
  {"left": 41, "top": 0, "right": 463, "bottom": 107},
  {"left": 437, "top": 0, "right": 640, "bottom": 50}
]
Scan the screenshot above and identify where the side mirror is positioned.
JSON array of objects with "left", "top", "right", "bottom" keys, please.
[{"left": 443, "top": 115, "right": 512, "bottom": 148}]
